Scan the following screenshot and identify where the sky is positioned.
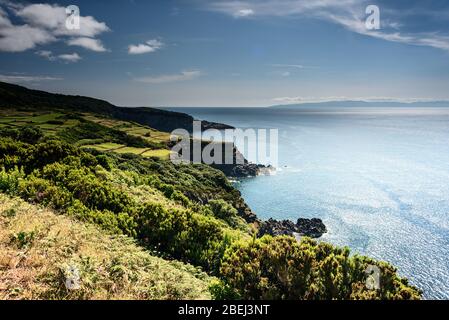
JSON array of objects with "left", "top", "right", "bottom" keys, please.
[{"left": 0, "top": 0, "right": 449, "bottom": 107}]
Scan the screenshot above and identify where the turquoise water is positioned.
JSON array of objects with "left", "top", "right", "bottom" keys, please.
[{"left": 168, "top": 106, "right": 449, "bottom": 299}]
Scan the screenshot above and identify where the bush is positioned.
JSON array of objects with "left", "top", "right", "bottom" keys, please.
[
  {"left": 208, "top": 199, "right": 238, "bottom": 221},
  {"left": 219, "top": 236, "right": 422, "bottom": 300},
  {"left": 96, "top": 154, "right": 112, "bottom": 171},
  {"left": 134, "top": 203, "right": 225, "bottom": 268},
  {"left": 18, "top": 126, "right": 43, "bottom": 144},
  {"left": 0, "top": 167, "right": 24, "bottom": 195},
  {"left": 0, "top": 127, "right": 19, "bottom": 140},
  {"left": 0, "top": 126, "right": 43, "bottom": 144}
]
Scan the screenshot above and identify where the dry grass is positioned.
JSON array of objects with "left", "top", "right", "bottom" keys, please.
[{"left": 0, "top": 194, "right": 213, "bottom": 300}]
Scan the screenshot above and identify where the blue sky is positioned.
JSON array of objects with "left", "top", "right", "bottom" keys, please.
[{"left": 0, "top": 0, "right": 449, "bottom": 107}]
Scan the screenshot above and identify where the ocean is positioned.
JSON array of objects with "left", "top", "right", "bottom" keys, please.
[{"left": 166, "top": 106, "right": 449, "bottom": 299}]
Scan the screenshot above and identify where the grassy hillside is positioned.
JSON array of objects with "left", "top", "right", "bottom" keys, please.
[
  {"left": 0, "top": 194, "right": 212, "bottom": 300},
  {"left": 0, "top": 109, "right": 171, "bottom": 160},
  {"left": 0, "top": 81, "right": 232, "bottom": 132}
]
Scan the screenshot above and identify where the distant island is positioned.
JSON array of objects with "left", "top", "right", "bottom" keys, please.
[{"left": 270, "top": 100, "right": 449, "bottom": 109}]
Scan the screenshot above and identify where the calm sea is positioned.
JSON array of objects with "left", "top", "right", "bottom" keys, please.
[{"left": 166, "top": 106, "right": 449, "bottom": 299}]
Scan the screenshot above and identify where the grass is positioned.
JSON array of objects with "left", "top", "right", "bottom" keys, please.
[
  {"left": 83, "top": 114, "right": 171, "bottom": 146},
  {"left": 112, "top": 146, "right": 145, "bottom": 154},
  {"left": 0, "top": 194, "right": 213, "bottom": 300},
  {"left": 0, "top": 112, "right": 68, "bottom": 136},
  {"left": 81, "top": 145, "right": 171, "bottom": 159},
  {"left": 75, "top": 139, "right": 105, "bottom": 147},
  {"left": 83, "top": 142, "right": 125, "bottom": 151},
  {"left": 1, "top": 110, "right": 173, "bottom": 160},
  {"left": 25, "top": 113, "right": 63, "bottom": 123},
  {"left": 141, "top": 149, "right": 171, "bottom": 159}
]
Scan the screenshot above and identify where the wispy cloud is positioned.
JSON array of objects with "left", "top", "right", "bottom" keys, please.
[
  {"left": 134, "top": 70, "right": 203, "bottom": 84},
  {"left": 234, "top": 8, "right": 254, "bottom": 18},
  {"left": 128, "top": 39, "right": 163, "bottom": 55},
  {"left": 58, "top": 52, "right": 82, "bottom": 62},
  {"left": 271, "top": 64, "right": 305, "bottom": 69},
  {"left": 203, "top": 0, "right": 449, "bottom": 52},
  {"left": 0, "top": 74, "right": 63, "bottom": 84},
  {"left": 67, "top": 37, "right": 107, "bottom": 52},
  {"left": 0, "top": 2, "right": 109, "bottom": 52},
  {"left": 36, "top": 50, "right": 82, "bottom": 63},
  {"left": 36, "top": 50, "right": 56, "bottom": 61}
]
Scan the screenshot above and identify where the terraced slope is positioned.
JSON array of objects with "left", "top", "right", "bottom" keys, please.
[{"left": 0, "top": 109, "right": 172, "bottom": 160}]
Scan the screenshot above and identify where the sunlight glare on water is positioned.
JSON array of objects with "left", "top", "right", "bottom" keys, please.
[{"left": 169, "top": 106, "right": 449, "bottom": 299}]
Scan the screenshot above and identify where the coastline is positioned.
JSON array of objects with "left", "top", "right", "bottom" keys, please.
[{"left": 196, "top": 115, "right": 328, "bottom": 239}]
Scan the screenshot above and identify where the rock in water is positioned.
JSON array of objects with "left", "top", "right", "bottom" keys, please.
[
  {"left": 296, "top": 218, "right": 327, "bottom": 238},
  {"left": 258, "top": 217, "right": 327, "bottom": 239}
]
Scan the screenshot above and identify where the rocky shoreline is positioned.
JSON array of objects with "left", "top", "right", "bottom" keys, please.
[
  {"left": 183, "top": 114, "right": 327, "bottom": 239},
  {"left": 211, "top": 147, "right": 275, "bottom": 177},
  {"left": 214, "top": 162, "right": 274, "bottom": 177}
]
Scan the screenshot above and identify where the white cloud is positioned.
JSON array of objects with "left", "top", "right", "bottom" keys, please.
[
  {"left": 234, "top": 9, "right": 254, "bottom": 17},
  {"left": 35, "top": 50, "right": 81, "bottom": 63},
  {"left": 0, "top": 7, "right": 55, "bottom": 52},
  {"left": 204, "top": 0, "right": 449, "bottom": 52},
  {"left": 206, "top": 0, "right": 355, "bottom": 17},
  {"left": 0, "top": 2, "right": 109, "bottom": 52},
  {"left": 56, "top": 15, "right": 110, "bottom": 38},
  {"left": 0, "top": 7, "right": 11, "bottom": 27},
  {"left": 58, "top": 52, "right": 82, "bottom": 62},
  {"left": 0, "top": 74, "right": 63, "bottom": 84},
  {"left": 16, "top": 3, "right": 109, "bottom": 37},
  {"left": 0, "top": 24, "right": 55, "bottom": 52},
  {"left": 16, "top": 4, "right": 65, "bottom": 29},
  {"left": 128, "top": 39, "right": 164, "bottom": 55},
  {"left": 36, "top": 50, "right": 56, "bottom": 60},
  {"left": 67, "top": 37, "right": 107, "bottom": 52},
  {"left": 134, "top": 70, "right": 203, "bottom": 84}
]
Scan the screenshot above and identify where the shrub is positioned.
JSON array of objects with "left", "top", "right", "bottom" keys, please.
[
  {"left": 18, "top": 126, "right": 43, "bottom": 144},
  {"left": 219, "top": 236, "right": 422, "bottom": 300},
  {"left": 134, "top": 203, "right": 225, "bottom": 268},
  {"left": 0, "top": 127, "right": 19, "bottom": 140},
  {"left": 96, "top": 154, "right": 112, "bottom": 171},
  {"left": 0, "top": 167, "right": 24, "bottom": 195},
  {"left": 208, "top": 199, "right": 238, "bottom": 221}
]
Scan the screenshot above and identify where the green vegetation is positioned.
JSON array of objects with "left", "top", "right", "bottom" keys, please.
[
  {"left": 0, "top": 113, "right": 422, "bottom": 300},
  {"left": 0, "top": 110, "right": 170, "bottom": 159},
  {"left": 219, "top": 236, "right": 420, "bottom": 300},
  {"left": 0, "top": 195, "right": 212, "bottom": 300}
]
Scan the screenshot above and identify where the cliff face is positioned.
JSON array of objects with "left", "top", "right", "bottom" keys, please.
[{"left": 177, "top": 139, "right": 271, "bottom": 178}]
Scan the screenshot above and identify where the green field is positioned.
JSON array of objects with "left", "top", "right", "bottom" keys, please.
[
  {"left": 141, "top": 149, "right": 171, "bottom": 159},
  {"left": 1, "top": 110, "right": 172, "bottom": 160}
]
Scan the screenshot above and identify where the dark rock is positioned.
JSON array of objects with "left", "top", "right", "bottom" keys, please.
[
  {"left": 215, "top": 163, "right": 261, "bottom": 177},
  {"left": 296, "top": 218, "right": 327, "bottom": 238},
  {"left": 210, "top": 146, "right": 275, "bottom": 177},
  {"left": 258, "top": 217, "right": 327, "bottom": 239},
  {"left": 234, "top": 198, "right": 259, "bottom": 223}
]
